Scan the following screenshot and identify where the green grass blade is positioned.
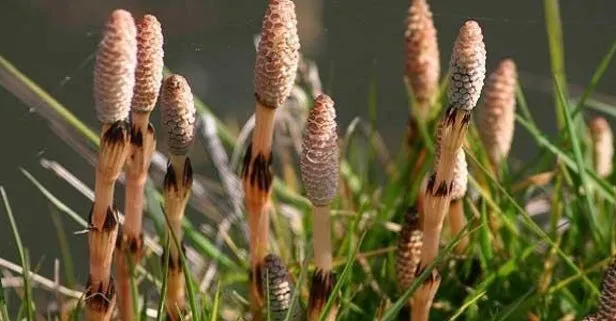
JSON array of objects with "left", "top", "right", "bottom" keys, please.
[
  {"left": 156, "top": 238, "right": 171, "bottom": 321},
  {"left": 210, "top": 281, "right": 221, "bottom": 321},
  {"left": 21, "top": 169, "right": 88, "bottom": 227},
  {"left": 515, "top": 115, "right": 616, "bottom": 203},
  {"left": 318, "top": 232, "right": 367, "bottom": 321},
  {"left": 556, "top": 80, "right": 602, "bottom": 244},
  {"left": 127, "top": 253, "right": 141, "bottom": 319},
  {"left": 162, "top": 209, "right": 200, "bottom": 321},
  {"left": 0, "top": 55, "right": 99, "bottom": 145},
  {"left": 380, "top": 223, "right": 481, "bottom": 321},
  {"left": 49, "top": 206, "right": 76, "bottom": 288},
  {"left": 516, "top": 84, "right": 536, "bottom": 127},
  {"left": 495, "top": 286, "right": 536, "bottom": 321},
  {"left": 139, "top": 294, "right": 148, "bottom": 321},
  {"left": 543, "top": 0, "right": 568, "bottom": 129},
  {"left": 1, "top": 187, "right": 34, "bottom": 321},
  {"left": 466, "top": 152, "right": 600, "bottom": 295},
  {"left": 447, "top": 290, "right": 486, "bottom": 321},
  {"left": 183, "top": 229, "right": 239, "bottom": 270},
  {"left": 572, "top": 40, "right": 616, "bottom": 117},
  {"left": 284, "top": 255, "right": 309, "bottom": 321},
  {"left": 583, "top": 98, "right": 616, "bottom": 118}
]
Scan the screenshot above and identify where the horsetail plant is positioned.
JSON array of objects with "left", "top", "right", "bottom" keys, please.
[
  {"left": 88, "top": 9, "right": 136, "bottom": 321},
  {"left": 412, "top": 20, "right": 486, "bottom": 321},
  {"left": 160, "top": 74, "right": 196, "bottom": 320},
  {"left": 300, "top": 94, "right": 339, "bottom": 321},
  {"left": 395, "top": 207, "right": 423, "bottom": 316},
  {"left": 404, "top": 0, "right": 440, "bottom": 123},
  {"left": 478, "top": 58, "right": 518, "bottom": 173},
  {"left": 261, "top": 254, "right": 304, "bottom": 321},
  {"left": 583, "top": 256, "right": 616, "bottom": 320},
  {"left": 589, "top": 116, "right": 614, "bottom": 178},
  {"left": 447, "top": 148, "right": 469, "bottom": 254},
  {"left": 243, "top": 0, "right": 300, "bottom": 316},
  {"left": 115, "top": 14, "right": 163, "bottom": 321}
]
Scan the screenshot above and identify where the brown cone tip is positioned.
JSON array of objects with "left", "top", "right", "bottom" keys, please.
[
  {"left": 262, "top": 254, "right": 303, "bottom": 320},
  {"left": 597, "top": 257, "right": 616, "bottom": 320},
  {"left": 447, "top": 20, "right": 486, "bottom": 111},
  {"left": 395, "top": 207, "right": 423, "bottom": 291},
  {"left": 478, "top": 59, "right": 517, "bottom": 167},
  {"left": 300, "top": 94, "right": 339, "bottom": 207},
  {"left": 450, "top": 148, "right": 468, "bottom": 200},
  {"left": 254, "top": 0, "right": 301, "bottom": 109},
  {"left": 94, "top": 9, "right": 137, "bottom": 124},
  {"left": 590, "top": 116, "right": 614, "bottom": 178},
  {"left": 131, "top": 14, "right": 164, "bottom": 113},
  {"left": 160, "top": 75, "right": 196, "bottom": 156},
  {"left": 405, "top": 0, "right": 440, "bottom": 112}
]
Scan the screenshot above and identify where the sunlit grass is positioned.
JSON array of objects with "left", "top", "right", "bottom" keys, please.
[{"left": 1, "top": 2, "right": 616, "bottom": 320}]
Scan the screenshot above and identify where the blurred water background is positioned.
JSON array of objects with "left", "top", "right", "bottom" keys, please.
[{"left": 0, "top": 0, "right": 615, "bottom": 280}]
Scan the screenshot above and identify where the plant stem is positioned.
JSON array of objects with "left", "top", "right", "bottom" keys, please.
[
  {"left": 116, "top": 111, "right": 156, "bottom": 321},
  {"left": 313, "top": 206, "right": 333, "bottom": 272},
  {"left": 448, "top": 199, "right": 469, "bottom": 254},
  {"left": 87, "top": 122, "right": 130, "bottom": 321},
  {"left": 242, "top": 102, "right": 276, "bottom": 319},
  {"left": 308, "top": 205, "right": 337, "bottom": 321},
  {"left": 163, "top": 155, "right": 192, "bottom": 321}
]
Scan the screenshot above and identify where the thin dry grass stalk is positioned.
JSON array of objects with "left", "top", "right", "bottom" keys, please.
[
  {"left": 300, "top": 94, "right": 339, "bottom": 321},
  {"left": 447, "top": 148, "right": 469, "bottom": 254},
  {"left": 261, "top": 254, "right": 304, "bottom": 320},
  {"left": 404, "top": 0, "right": 440, "bottom": 122},
  {"left": 478, "top": 58, "right": 518, "bottom": 171},
  {"left": 115, "top": 14, "right": 163, "bottom": 321},
  {"left": 413, "top": 20, "right": 486, "bottom": 321},
  {"left": 87, "top": 9, "right": 136, "bottom": 321},
  {"left": 243, "top": 0, "right": 300, "bottom": 316},
  {"left": 160, "top": 74, "right": 196, "bottom": 320},
  {"left": 589, "top": 116, "right": 614, "bottom": 178}
]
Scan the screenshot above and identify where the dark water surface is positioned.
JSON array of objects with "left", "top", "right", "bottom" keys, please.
[{"left": 0, "top": 0, "right": 615, "bottom": 277}]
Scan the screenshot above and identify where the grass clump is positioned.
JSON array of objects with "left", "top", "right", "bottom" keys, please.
[{"left": 2, "top": 1, "right": 616, "bottom": 320}]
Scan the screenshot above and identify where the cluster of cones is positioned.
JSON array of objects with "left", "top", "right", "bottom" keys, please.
[
  {"left": 396, "top": 0, "right": 615, "bottom": 320},
  {"left": 90, "top": 1, "right": 343, "bottom": 320},
  {"left": 88, "top": 9, "right": 198, "bottom": 321},
  {"left": 244, "top": 1, "right": 340, "bottom": 320},
  {"left": 85, "top": 0, "right": 616, "bottom": 320}
]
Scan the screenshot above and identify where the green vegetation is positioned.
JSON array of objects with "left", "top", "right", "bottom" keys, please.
[{"left": 1, "top": 1, "right": 616, "bottom": 320}]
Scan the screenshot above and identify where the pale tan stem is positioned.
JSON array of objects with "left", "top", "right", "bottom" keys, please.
[
  {"left": 168, "top": 216, "right": 185, "bottom": 259},
  {"left": 421, "top": 193, "right": 449, "bottom": 264},
  {"left": 313, "top": 205, "right": 333, "bottom": 271},
  {"left": 308, "top": 205, "right": 336, "bottom": 321},
  {"left": 252, "top": 103, "right": 275, "bottom": 157},
  {"left": 164, "top": 155, "right": 191, "bottom": 258},
  {"left": 413, "top": 109, "right": 470, "bottom": 321},
  {"left": 88, "top": 122, "right": 130, "bottom": 321},
  {"left": 411, "top": 305, "right": 430, "bottom": 321},
  {"left": 88, "top": 229, "right": 116, "bottom": 290},
  {"left": 166, "top": 270, "right": 186, "bottom": 320},
  {"left": 162, "top": 155, "right": 192, "bottom": 320},
  {"left": 243, "top": 102, "right": 276, "bottom": 319},
  {"left": 448, "top": 199, "right": 469, "bottom": 254},
  {"left": 117, "top": 112, "right": 156, "bottom": 321},
  {"left": 410, "top": 269, "right": 441, "bottom": 321}
]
